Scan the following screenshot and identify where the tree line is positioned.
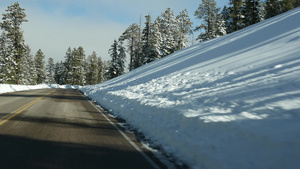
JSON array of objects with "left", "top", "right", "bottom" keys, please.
[
  {"left": 106, "top": 8, "right": 193, "bottom": 79},
  {"left": 106, "top": 0, "right": 299, "bottom": 79},
  {"left": 0, "top": 2, "right": 109, "bottom": 85},
  {"left": 50, "top": 47, "right": 109, "bottom": 85},
  {"left": 1, "top": 1, "right": 299, "bottom": 85}
]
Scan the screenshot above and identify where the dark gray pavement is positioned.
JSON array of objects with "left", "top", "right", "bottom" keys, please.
[{"left": 0, "top": 89, "right": 158, "bottom": 169}]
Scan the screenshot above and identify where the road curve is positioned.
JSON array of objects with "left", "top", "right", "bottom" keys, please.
[{"left": 0, "top": 88, "right": 160, "bottom": 169}]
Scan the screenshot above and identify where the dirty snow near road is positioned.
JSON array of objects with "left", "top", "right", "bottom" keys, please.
[
  {"left": 0, "top": 84, "right": 51, "bottom": 94},
  {"left": 79, "top": 8, "right": 300, "bottom": 169}
]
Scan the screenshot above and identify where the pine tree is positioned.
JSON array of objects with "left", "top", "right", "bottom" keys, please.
[
  {"left": 143, "top": 17, "right": 162, "bottom": 64},
  {"left": 107, "top": 40, "right": 126, "bottom": 79},
  {"left": 86, "top": 51, "right": 99, "bottom": 85},
  {"left": 244, "top": 0, "right": 262, "bottom": 27},
  {"left": 265, "top": 0, "right": 279, "bottom": 19},
  {"left": 264, "top": 0, "right": 297, "bottom": 19},
  {"left": 295, "top": 0, "right": 300, "bottom": 7},
  {"left": 71, "top": 46, "right": 85, "bottom": 85},
  {"left": 0, "top": 33, "right": 4, "bottom": 83},
  {"left": 97, "top": 56, "right": 106, "bottom": 83},
  {"left": 151, "top": 19, "right": 163, "bottom": 61},
  {"left": 176, "top": 9, "right": 193, "bottom": 50},
  {"left": 120, "top": 24, "right": 140, "bottom": 71},
  {"left": 27, "top": 49, "right": 37, "bottom": 85},
  {"left": 107, "top": 40, "right": 119, "bottom": 79},
  {"left": 19, "top": 53, "right": 29, "bottom": 85},
  {"left": 34, "top": 49, "right": 46, "bottom": 84},
  {"left": 0, "top": 31, "right": 11, "bottom": 83},
  {"left": 229, "top": 0, "right": 245, "bottom": 33},
  {"left": 0, "top": 32, "right": 15, "bottom": 84},
  {"left": 159, "top": 8, "right": 178, "bottom": 56},
  {"left": 20, "top": 45, "right": 36, "bottom": 85},
  {"left": 221, "top": 5, "right": 232, "bottom": 34},
  {"left": 194, "top": 0, "right": 226, "bottom": 41},
  {"left": 0, "top": 2, "right": 28, "bottom": 84},
  {"left": 141, "top": 15, "right": 152, "bottom": 64},
  {"left": 46, "top": 57, "right": 55, "bottom": 84},
  {"left": 64, "top": 47, "right": 72, "bottom": 84},
  {"left": 117, "top": 40, "right": 126, "bottom": 75},
  {"left": 54, "top": 61, "right": 66, "bottom": 85},
  {"left": 134, "top": 16, "right": 143, "bottom": 69},
  {"left": 281, "top": 0, "right": 298, "bottom": 12}
]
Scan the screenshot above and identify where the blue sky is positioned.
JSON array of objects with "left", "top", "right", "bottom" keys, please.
[{"left": 0, "top": 0, "right": 229, "bottom": 62}]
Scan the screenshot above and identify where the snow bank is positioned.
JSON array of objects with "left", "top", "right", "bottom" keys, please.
[
  {"left": 0, "top": 84, "right": 51, "bottom": 94},
  {"left": 0, "top": 84, "right": 75, "bottom": 94},
  {"left": 33, "top": 8, "right": 300, "bottom": 169},
  {"left": 79, "top": 8, "right": 300, "bottom": 169}
]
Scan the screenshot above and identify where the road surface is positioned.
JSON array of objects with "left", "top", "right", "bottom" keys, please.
[{"left": 0, "top": 88, "right": 160, "bottom": 169}]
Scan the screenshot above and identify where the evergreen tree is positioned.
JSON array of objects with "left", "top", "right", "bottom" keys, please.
[
  {"left": 97, "top": 56, "right": 107, "bottom": 83},
  {"left": 117, "top": 40, "right": 126, "bottom": 75},
  {"left": 62, "top": 46, "right": 86, "bottom": 85},
  {"left": 159, "top": 8, "right": 178, "bottom": 56},
  {"left": 134, "top": 17, "right": 143, "bottom": 69},
  {"left": 27, "top": 49, "right": 37, "bottom": 85},
  {"left": 176, "top": 9, "right": 193, "bottom": 50},
  {"left": 20, "top": 45, "right": 36, "bottom": 85},
  {"left": 86, "top": 51, "right": 99, "bottom": 85},
  {"left": 295, "top": 0, "right": 300, "bottom": 7},
  {"left": 278, "top": 0, "right": 298, "bottom": 13},
  {"left": 244, "top": 0, "right": 262, "bottom": 27},
  {"left": 221, "top": 5, "right": 232, "bottom": 34},
  {"left": 264, "top": 0, "right": 298, "bottom": 19},
  {"left": 0, "top": 33, "right": 4, "bottom": 82},
  {"left": 141, "top": 15, "right": 152, "bottom": 64},
  {"left": 0, "top": 2, "right": 28, "bottom": 84},
  {"left": 107, "top": 40, "right": 126, "bottom": 79},
  {"left": 72, "top": 46, "right": 85, "bottom": 85},
  {"left": 64, "top": 47, "right": 72, "bottom": 84},
  {"left": 54, "top": 61, "right": 66, "bottom": 85},
  {"left": 229, "top": 0, "right": 245, "bottom": 33},
  {"left": 19, "top": 52, "right": 29, "bottom": 85},
  {"left": 0, "top": 31, "right": 11, "bottom": 83},
  {"left": 120, "top": 24, "right": 140, "bottom": 71},
  {"left": 194, "top": 0, "right": 226, "bottom": 41},
  {"left": 0, "top": 32, "right": 15, "bottom": 84},
  {"left": 265, "top": 0, "right": 280, "bottom": 19},
  {"left": 143, "top": 17, "right": 162, "bottom": 64},
  {"left": 46, "top": 57, "right": 55, "bottom": 84},
  {"left": 107, "top": 40, "right": 119, "bottom": 79},
  {"left": 102, "top": 60, "right": 110, "bottom": 82},
  {"left": 34, "top": 49, "right": 46, "bottom": 84}
]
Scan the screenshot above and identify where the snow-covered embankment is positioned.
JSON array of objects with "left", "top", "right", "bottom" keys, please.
[{"left": 79, "top": 8, "right": 300, "bottom": 169}]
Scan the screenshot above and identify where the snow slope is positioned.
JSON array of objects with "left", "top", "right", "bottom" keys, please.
[{"left": 80, "top": 8, "right": 300, "bottom": 169}]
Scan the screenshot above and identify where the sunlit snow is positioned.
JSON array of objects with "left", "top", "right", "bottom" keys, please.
[{"left": 78, "top": 8, "right": 300, "bottom": 169}]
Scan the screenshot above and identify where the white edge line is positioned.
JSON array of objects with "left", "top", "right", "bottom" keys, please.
[{"left": 86, "top": 98, "right": 160, "bottom": 169}]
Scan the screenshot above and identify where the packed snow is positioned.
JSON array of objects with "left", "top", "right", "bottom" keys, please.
[
  {"left": 0, "top": 8, "right": 299, "bottom": 169},
  {"left": 78, "top": 8, "right": 300, "bottom": 169},
  {"left": 0, "top": 84, "right": 74, "bottom": 94}
]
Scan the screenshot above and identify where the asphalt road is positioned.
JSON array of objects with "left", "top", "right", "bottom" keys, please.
[{"left": 0, "top": 88, "right": 160, "bottom": 169}]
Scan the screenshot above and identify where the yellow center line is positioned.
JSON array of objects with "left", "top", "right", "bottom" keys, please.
[{"left": 0, "top": 90, "right": 56, "bottom": 126}]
